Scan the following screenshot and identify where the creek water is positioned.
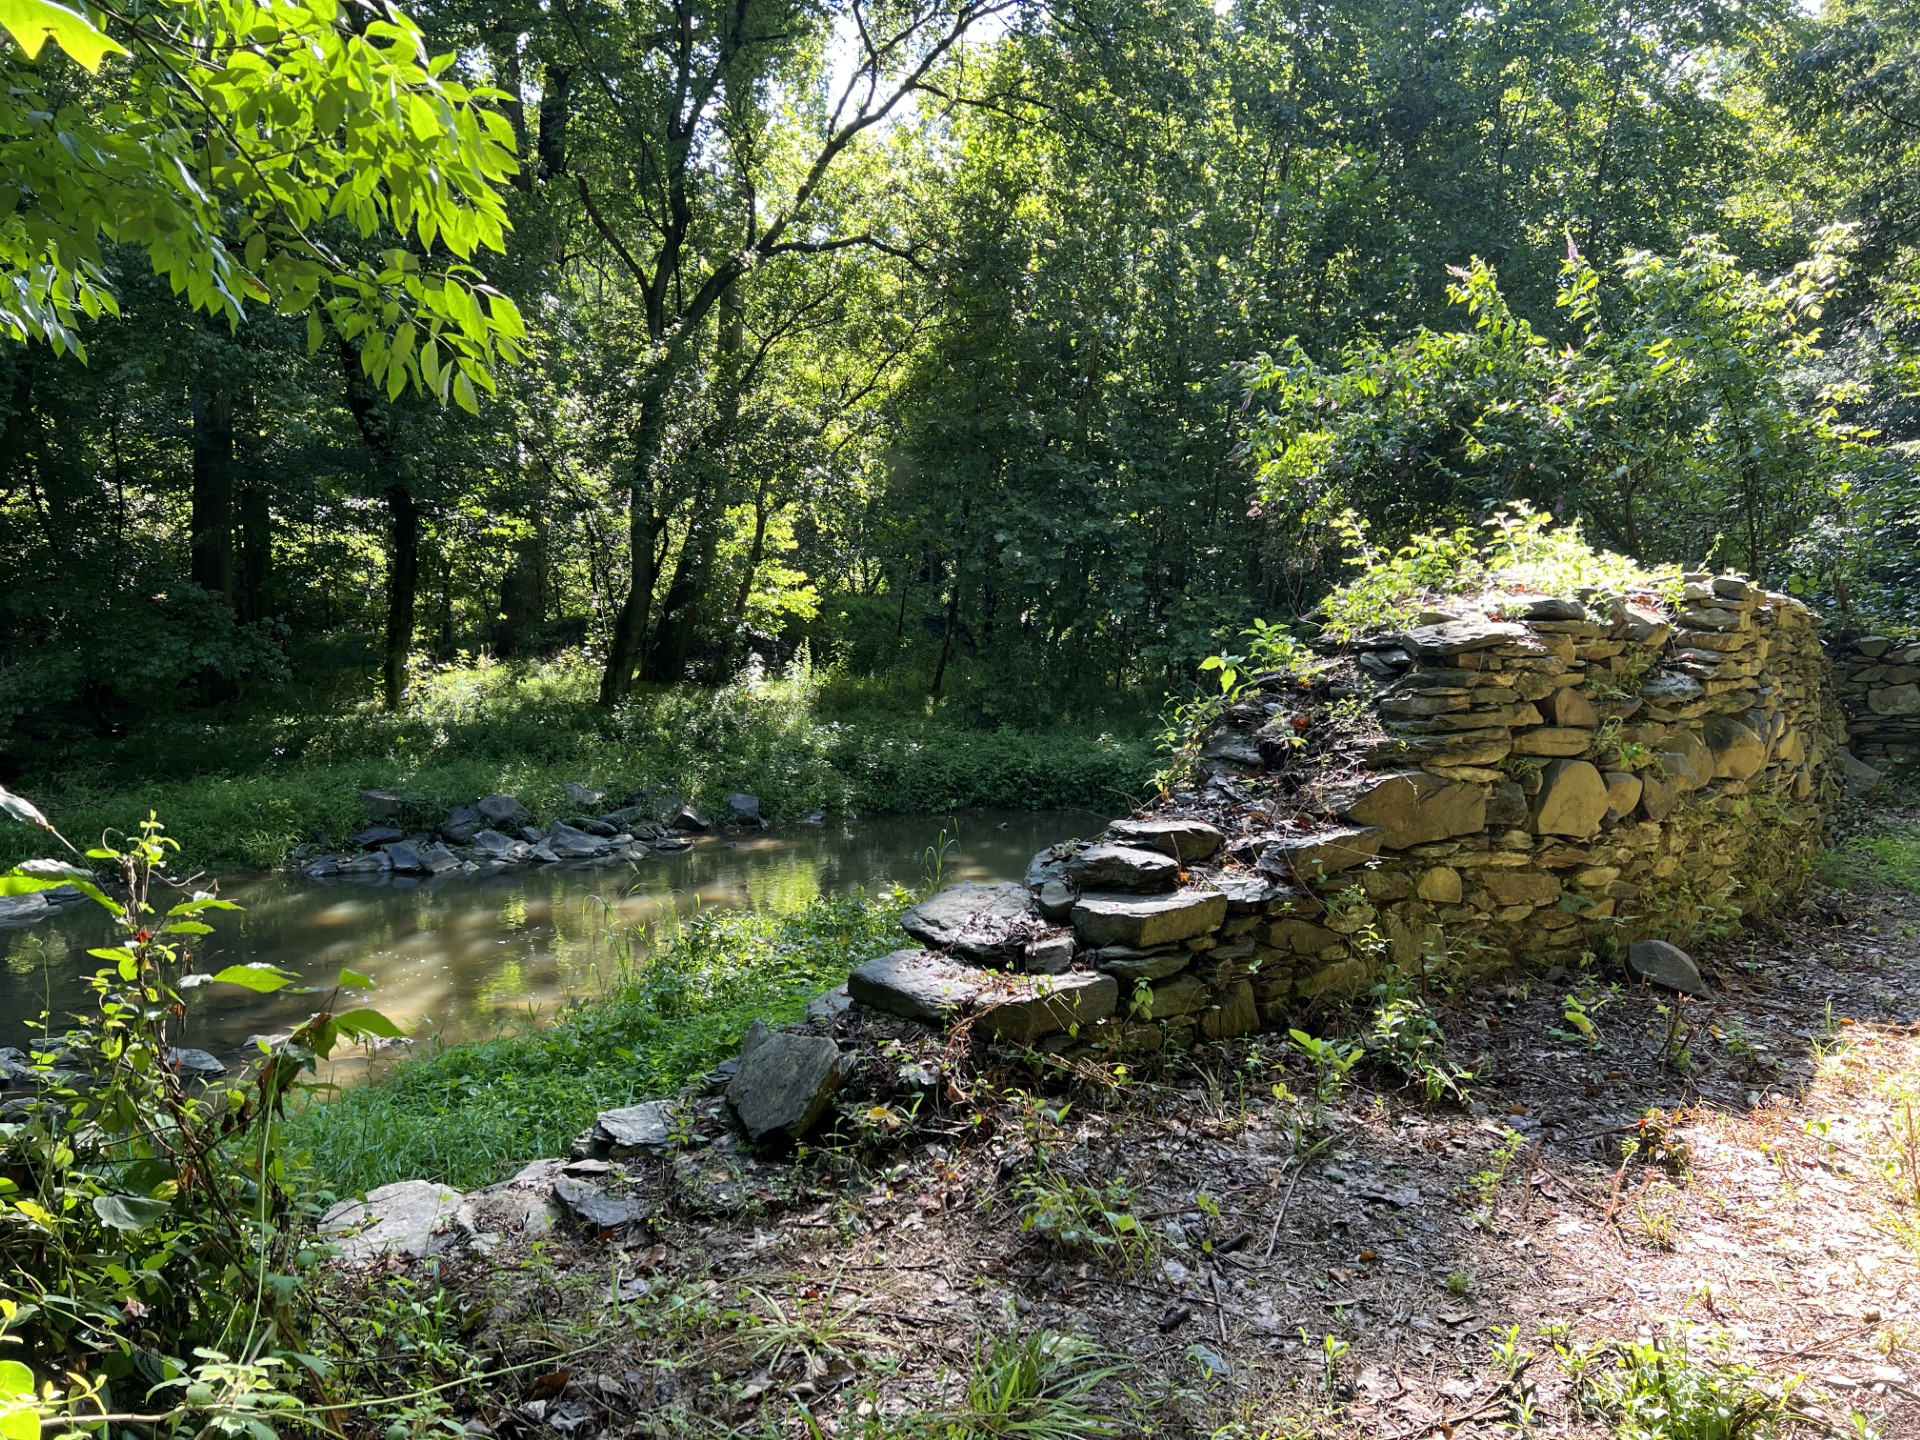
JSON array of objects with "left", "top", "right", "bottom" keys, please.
[{"left": 0, "top": 809, "right": 1104, "bottom": 1073}]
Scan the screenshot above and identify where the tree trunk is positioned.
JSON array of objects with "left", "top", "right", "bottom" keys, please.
[
  {"left": 599, "top": 376, "right": 672, "bottom": 706},
  {"left": 497, "top": 526, "right": 546, "bottom": 656},
  {"left": 384, "top": 484, "right": 420, "bottom": 710},
  {"left": 235, "top": 483, "right": 271, "bottom": 624},
  {"left": 189, "top": 380, "right": 234, "bottom": 604}
]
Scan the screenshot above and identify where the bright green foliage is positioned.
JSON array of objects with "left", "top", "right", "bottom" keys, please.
[
  {"left": 0, "top": 0, "right": 525, "bottom": 403},
  {"left": 921, "top": 1329, "right": 1125, "bottom": 1440},
  {"left": 0, "top": 657, "right": 1153, "bottom": 872},
  {"left": 0, "top": 796, "right": 391, "bottom": 1421},
  {"left": 1311, "top": 505, "right": 1674, "bottom": 640},
  {"left": 1243, "top": 241, "right": 1882, "bottom": 595},
  {"left": 1559, "top": 1328, "right": 1796, "bottom": 1440},
  {"left": 1818, "top": 822, "right": 1920, "bottom": 894},
  {"left": 283, "top": 890, "right": 908, "bottom": 1191}
]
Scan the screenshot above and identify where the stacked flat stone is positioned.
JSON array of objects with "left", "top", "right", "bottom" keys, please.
[
  {"left": 1832, "top": 636, "right": 1920, "bottom": 766},
  {"left": 841, "top": 573, "right": 1846, "bottom": 1058}
]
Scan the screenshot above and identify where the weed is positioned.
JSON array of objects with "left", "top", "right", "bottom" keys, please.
[
  {"left": 1563, "top": 1327, "right": 1796, "bottom": 1440},
  {"left": 1445, "top": 1271, "right": 1473, "bottom": 1299},
  {"left": 916, "top": 1328, "right": 1126, "bottom": 1439},
  {"left": 1466, "top": 1127, "right": 1528, "bottom": 1228},
  {"left": 1364, "top": 977, "right": 1474, "bottom": 1107},
  {"left": 1018, "top": 1172, "right": 1154, "bottom": 1270}
]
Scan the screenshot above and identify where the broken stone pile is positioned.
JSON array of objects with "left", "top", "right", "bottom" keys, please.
[
  {"left": 299, "top": 785, "right": 763, "bottom": 882},
  {"left": 1831, "top": 636, "right": 1920, "bottom": 772},
  {"left": 831, "top": 573, "right": 1849, "bottom": 1056}
]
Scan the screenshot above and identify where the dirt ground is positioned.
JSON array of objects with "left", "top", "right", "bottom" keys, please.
[{"left": 346, "top": 812, "right": 1920, "bottom": 1440}]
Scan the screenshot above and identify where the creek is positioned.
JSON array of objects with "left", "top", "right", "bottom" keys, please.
[{"left": 0, "top": 809, "right": 1103, "bottom": 1073}]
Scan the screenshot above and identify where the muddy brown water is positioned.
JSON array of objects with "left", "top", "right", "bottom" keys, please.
[{"left": 0, "top": 809, "right": 1105, "bottom": 1074}]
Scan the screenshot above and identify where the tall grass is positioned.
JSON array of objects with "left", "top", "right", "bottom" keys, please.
[
  {"left": 1818, "top": 822, "right": 1920, "bottom": 894},
  {"left": 2, "top": 655, "right": 1155, "bottom": 871},
  {"left": 282, "top": 889, "right": 910, "bottom": 1193}
]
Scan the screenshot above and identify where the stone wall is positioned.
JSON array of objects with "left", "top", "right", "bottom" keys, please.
[
  {"left": 837, "top": 573, "right": 1848, "bottom": 1059},
  {"left": 1831, "top": 636, "right": 1920, "bottom": 769}
]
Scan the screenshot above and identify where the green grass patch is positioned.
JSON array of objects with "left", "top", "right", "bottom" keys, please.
[
  {"left": 1, "top": 657, "right": 1155, "bottom": 872},
  {"left": 1817, "top": 823, "right": 1920, "bottom": 894},
  {"left": 282, "top": 889, "right": 910, "bottom": 1194}
]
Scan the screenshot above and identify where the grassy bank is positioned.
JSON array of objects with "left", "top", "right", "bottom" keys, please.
[
  {"left": 0, "top": 656, "right": 1157, "bottom": 872},
  {"left": 284, "top": 890, "right": 911, "bottom": 1194}
]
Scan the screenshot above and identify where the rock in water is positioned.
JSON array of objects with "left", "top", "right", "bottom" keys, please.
[
  {"left": 899, "top": 881, "right": 1035, "bottom": 960},
  {"left": 477, "top": 793, "right": 533, "bottom": 829},
  {"left": 1625, "top": 939, "right": 1706, "bottom": 995},
  {"left": 726, "top": 1032, "right": 844, "bottom": 1144},
  {"left": 167, "top": 1047, "right": 227, "bottom": 1079},
  {"left": 725, "top": 794, "right": 762, "bottom": 827},
  {"left": 321, "top": 1179, "right": 464, "bottom": 1262}
]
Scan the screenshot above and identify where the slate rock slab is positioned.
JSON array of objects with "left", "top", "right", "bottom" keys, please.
[
  {"left": 594, "top": 1099, "right": 677, "bottom": 1153},
  {"left": 1258, "top": 827, "right": 1383, "bottom": 880},
  {"left": 1105, "top": 817, "right": 1224, "bottom": 861},
  {"left": 351, "top": 825, "right": 405, "bottom": 850},
  {"left": 1065, "top": 843, "right": 1179, "bottom": 893},
  {"left": 1398, "top": 619, "right": 1531, "bottom": 659},
  {"left": 1071, "top": 887, "right": 1227, "bottom": 949},
  {"left": 900, "top": 881, "right": 1035, "bottom": 959},
  {"left": 321, "top": 1179, "right": 464, "bottom": 1262},
  {"left": 848, "top": 949, "right": 984, "bottom": 1021},
  {"left": 971, "top": 969, "right": 1117, "bottom": 1043},
  {"left": 1339, "top": 772, "right": 1485, "bottom": 850},
  {"left": 552, "top": 1175, "right": 647, "bottom": 1230},
  {"left": 1626, "top": 939, "right": 1706, "bottom": 995},
  {"left": 726, "top": 1031, "right": 844, "bottom": 1144}
]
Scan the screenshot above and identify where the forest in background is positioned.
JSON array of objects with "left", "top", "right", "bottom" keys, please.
[{"left": 5, "top": 0, "right": 1920, "bottom": 790}]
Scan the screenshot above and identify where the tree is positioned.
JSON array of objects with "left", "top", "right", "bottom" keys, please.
[
  {"left": 1241, "top": 239, "right": 1880, "bottom": 586},
  {"left": 1, "top": 0, "right": 526, "bottom": 403}
]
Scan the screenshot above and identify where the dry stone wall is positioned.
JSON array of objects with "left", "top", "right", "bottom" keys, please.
[
  {"left": 837, "top": 573, "right": 1848, "bottom": 1059},
  {"left": 1831, "top": 636, "right": 1920, "bottom": 769}
]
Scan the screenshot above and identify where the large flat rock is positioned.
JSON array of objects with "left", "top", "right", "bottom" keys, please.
[
  {"left": 321, "top": 1179, "right": 464, "bottom": 1262},
  {"left": 972, "top": 970, "right": 1118, "bottom": 1042},
  {"left": 1065, "top": 843, "right": 1180, "bottom": 893},
  {"left": 848, "top": 949, "right": 984, "bottom": 1021},
  {"left": 1072, "top": 888, "right": 1227, "bottom": 949},
  {"left": 1339, "top": 772, "right": 1485, "bottom": 850},
  {"left": 1104, "top": 817, "right": 1224, "bottom": 861},
  {"left": 847, "top": 949, "right": 1116, "bottom": 1042},
  {"left": 900, "top": 881, "right": 1036, "bottom": 960}
]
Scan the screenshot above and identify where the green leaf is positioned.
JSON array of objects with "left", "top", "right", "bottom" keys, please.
[
  {"left": 210, "top": 963, "right": 297, "bottom": 993},
  {"left": 0, "top": 0, "right": 126, "bottom": 70},
  {"left": 336, "top": 968, "right": 374, "bottom": 989},
  {"left": 0, "top": 787, "right": 49, "bottom": 830},
  {"left": 0, "top": 1358, "right": 33, "bottom": 1399},
  {"left": 332, "top": 1008, "right": 406, "bottom": 1040},
  {"left": 91, "top": 1193, "right": 171, "bottom": 1231},
  {"left": 161, "top": 921, "right": 214, "bottom": 935}
]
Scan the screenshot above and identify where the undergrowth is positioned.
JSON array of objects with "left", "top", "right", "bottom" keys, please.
[
  {"left": 1819, "top": 822, "right": 1920, "bottom": 894},
  {"left": 0, "top": 656, "right": 1154, "bottom": 872},
  {"left": 283, "top": 890, "right": 910, "bottom": 1193}
]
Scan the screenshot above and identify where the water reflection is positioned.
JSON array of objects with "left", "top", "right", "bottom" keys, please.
[{"left": 0, "top": 809, "right": 1104, "bottom": 1071}]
